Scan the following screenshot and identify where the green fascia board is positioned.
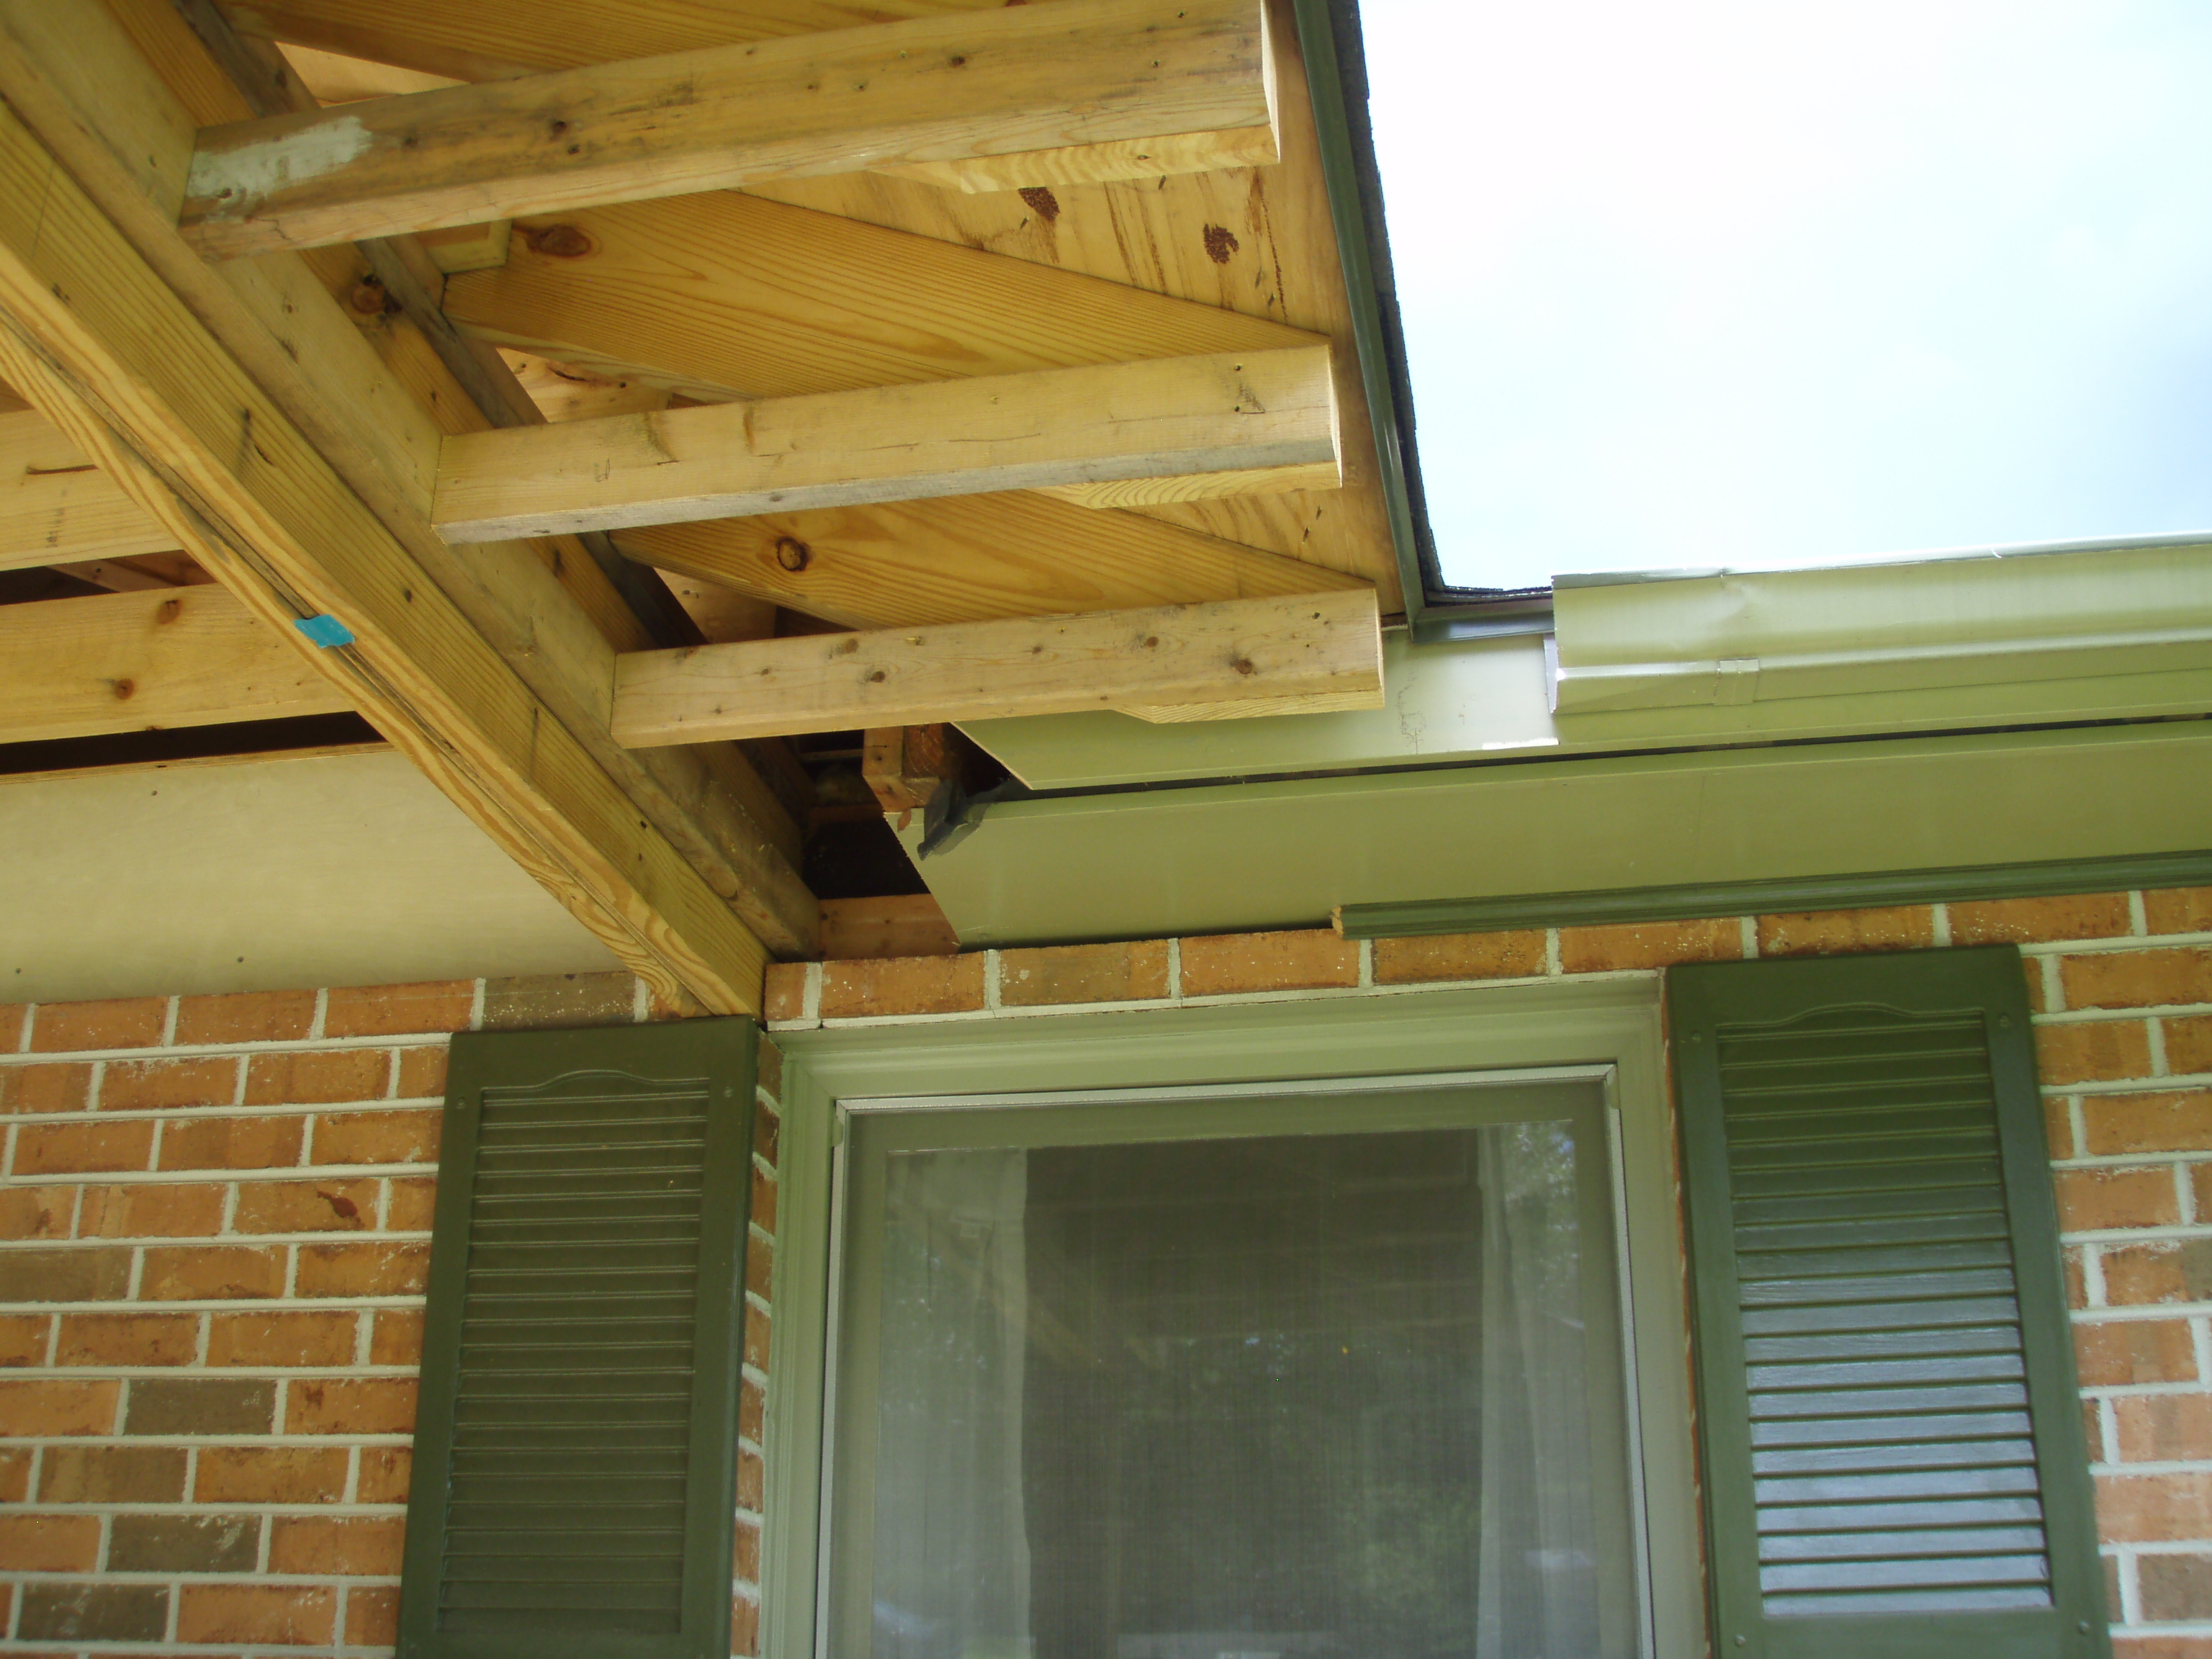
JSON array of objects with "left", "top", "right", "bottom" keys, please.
[
  {"left": 961, "top": 631, "right": 2212, "bottom": 792},
  {"left": 1340, "top": 848, "right": 2212, "bottom": 939},
  {"left": 905, "top": 721, "right": 2212, "bottom": 948}
]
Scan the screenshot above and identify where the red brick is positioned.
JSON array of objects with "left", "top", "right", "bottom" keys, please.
[
  {"left": 0, "top": 1313, "right": 48, "bottom": 1365},
  {"left": 158, "top": 1113, "right": 303, "bottom": 1170},
  {"left": 232, "top": 1179, "right": 377, "bottom": 1233},
  {"left": 0, "top": 1002, "right": 21, "bottom": 1049},
  {"left": 0, "top": 1379, "right": 119, "bottom": 1435},
  {"left": 2064, "top": 1244, "right": 2089, "bottom": 1312},
  {"left": 763, "top": 963, "right": 809, "bottom": 1024},
  {"left": 2196, "top": 1162, "right": 2212, "bottom": 1223},
  {"left": 1950, "top": 892, "right": 2133, "bottom": 945},
  {"left": 386, "top": 1177, "right": 436, "bottom": 1231},
  {"left": 2026, "top": 958, "right": 2049, "bottom": 1014},
  {"left": 98, "top": 1056, "right": 238, "bottom": 1111},
  {"left": 194, "top": 1446, "right": 348, "bottom": 1504},
  {"left": 2168, "top": 1016, "right": 2212, "bottom": 1077},
  {"left": 76, "top": 1182, "right": 225, "bottom": 1238},
  {"left": 287, "top": 1377, "right": 417, "bottom": 1434},
  {"left": 2074, "top": 1318, "right": 2199, "bottom": 1385},
  {"left": 2062, "top": 948, "right": 2212, "bottom": 1011},
  {"left": 751, "top": 1166, "right": 776, "bottom": 1237},
  {"left": 0, "top": 1513, "right": 101, "bottom": 1571},
  {"left": 745, "top": 1231, "right": 772, "bottom": 1300},
  {"left": 1373, "top": 930, "right": 1547, "bottom": 985},
  {"left": 2035, "top": 1020, "right": 2154, "bottom": 1087},
  {"left": 1559, "top": 917, "right": 1740, "bottom": 974},
  {"left": 0, "top": 1064, "right": 92, "bottom": 1114},
  {"left": 0, "top": 1247, "right": 128, "bottom": 1302},
  {"left": 207, "top": 1311, "right": 359, "bottom": 1368},
  {"left": 757, "top": 1038, "right": 782, "bottom": 1102},
  {"left": 0, "top": 1185, "right": 75, "bottom": 1240},
  {"left": 2094, "top": 1470, "right": 2212, "bottom": 1542},
  {"left": 356, "top": 1446, "right": 410, "bottom": 1505},
  {"left": 40, "top": 1444, "right": 185, "bottom": 1502},
  {"left": 2138, "top": 1554, "right": 2212, "bottom": 1624},
  {"left": 739, "top": 1377, "right": 764, "bottom": 1444},
  {"left": 0, "top": 1447, "right": 30, "bottom": 1501},
  {"left": 310, "top": 1107, "right": 440, "bottom": 1165},
  {"left": 54, "top": 1313, "right": 199, "bottom": 1367},
  {"left": 346, "top": 1586, "right": 400, "bottom": 1647},
  {"left": 2146, "top": 887, "right": 2212, "bottom": 937},
  {"left": 754, "top": 1100, "right": 779, "bottom": 1169},
  {"left": 2045, "top": 1097, "right": 2075, "bottom": 1159},
  {"left": 12, "top": 1118, "right": 153, "bottom": 1174},
  {"left": 138, "top": 1246, "right": 284, "bottom": 1302},
  {"left": 324, "top": 980, "right": 473, "bottom": 1038},
  {"left": 735, "top": 1516, "right": 761, "bottom": 1583},
  {"left": 2054, "top": 1167, "right": 2182, "bottom": 1232},
  {"left": 30, "top": 997, "right": 168, "bottom": 1053},
  {"left": 395, "top": 1045, "right": 447, "bottom": 1099},
  {"left": 999, "top": 940, "right": 1172, "bottom": 1006},
  {"left": 1755, "top": 906, "right": 1937, "bottom": 958},
  {"left": 819, "top": 953, "right": 985, "bottom": 1018},
  {"left": 176, "top": 1583, "right": 335, "bottom": 1647},
  {"left": 269, "top": 1514, "right": 405, "bottom": 1575},
  {"left": 744, "top": 1304, "right": 770, "bottom": 1372},
  {"left": 244, "top": 1049, "right": 388, "bottom": 1106},
  {"left": 737, "top": 1446, "right": 764, "bottom": 1511},
  {"left": 1180, "top": 929, "right": 1361, "bottom": 995},
  {"left": 369, "top": 1307, "right": 423, "bottom": 1366},
  {"left": 2102, "top": 1240, "right": 2212, "bottom": 1306},
  {"left": 734, "top": 1593, "right": 760, "bottom": 1658},
  {"left": 2113, "top": 1395, "right": 2212, "bottom": 1462},
  {"left": 172, "top": 989, "right": 318, "bottom": 1046},
  {"left": 2083, "top": 1091, "right": 2212, "bottom": 1156},
  {"left": 295, "top": 1241, "right": 428, "bottom": 1298}
]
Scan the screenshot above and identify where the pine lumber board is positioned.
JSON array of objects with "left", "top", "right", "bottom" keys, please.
[
  {"left": 611, "top": 586, "right": 1382, "bottom": 744},
  {"left": 432, "top": 346, "right": 1338, "bottom": 542},
  {"left": 0, "top": 408, "right": 184, "bottom": 568},
  {"left": 0, "top": 60, "right": 768, "bottom": 1012},
  {"left": 0, "top": 584, "right": 354, "bottom": 744},
  {"left": 818, "top": 892, "right": 960, "bottom": 958},
  {"left": 616, "top": 490, "right": 1369, "bottom": 630},
  {"left": 11, "top": 0, "right": 815, "bottom": 961},
  {"left": 179, "top": 0, "right": 1276, "bottom": 257}
]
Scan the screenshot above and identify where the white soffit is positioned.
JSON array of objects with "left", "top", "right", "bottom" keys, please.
[{"left": 0, "top": 747, "right": 619, "bottom": 1004}]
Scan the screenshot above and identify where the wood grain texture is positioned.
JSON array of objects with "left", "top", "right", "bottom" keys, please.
[
  {"left": 0, "top": 408, "right": 181, "bottom": 568},
  {"left": 818, "top": 892, "right": 960, "bottom": 958},
  {"left": 0, "top": 73, "right": 767, "bottom": 1013},
  {"left": 616, "top": 490, "right": 1370, "bottom": 629},
  {"left": 433, "top": 346, "right": 1339, "bottom": 541},
  {"left": 0, "top": 583, "right": 354, "bottom": 742},
  {"left": 181, "top": 0, "right": 1274, "bottom": 256},
  {"left": 612, "top": 586, "right": 1382, "bottom": 743}
]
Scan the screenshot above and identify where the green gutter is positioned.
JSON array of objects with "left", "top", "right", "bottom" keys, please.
[{"left": 1334, "top": 848, "right": 2212, "bottom": 939}]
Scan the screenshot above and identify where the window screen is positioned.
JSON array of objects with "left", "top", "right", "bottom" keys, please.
[{"left": 825, "top": 1079, "right": 1642, "bottom": 1658}]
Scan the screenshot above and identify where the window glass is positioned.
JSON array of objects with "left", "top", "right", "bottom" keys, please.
[
  {"left": 1364, "top": 0, "right": 2212, "bottom": 592},
  {"left": 828, "top": 1084, "right": 1640, "bottom": 1658}
]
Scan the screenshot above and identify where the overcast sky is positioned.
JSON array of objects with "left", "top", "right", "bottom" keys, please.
[{"left": 1361, "top": 0, "right": 2212, "bottom": 590}]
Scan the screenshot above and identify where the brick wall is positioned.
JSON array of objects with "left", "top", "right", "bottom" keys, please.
[
  {"left": 0, "top": 973, "right": 781, "bottom": 1659},
  {"left": 762, "top": 887, "right": 2212, "bottom": 1658}
]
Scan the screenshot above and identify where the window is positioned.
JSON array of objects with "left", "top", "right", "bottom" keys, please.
[{"left": 822, "top": 1074, "right": 1643, "bottom": 1658}]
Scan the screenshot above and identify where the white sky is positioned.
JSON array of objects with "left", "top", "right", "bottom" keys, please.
[{"left": 1362, "top": 0, "right": 2212, "bottom": 590}]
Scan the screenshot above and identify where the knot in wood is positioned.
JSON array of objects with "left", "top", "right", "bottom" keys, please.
[{"left": 774, "top": 536, "right": 811, "bottom": 572}]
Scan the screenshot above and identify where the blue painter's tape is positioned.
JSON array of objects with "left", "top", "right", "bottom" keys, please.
[{"left": 295, "top": 613, "right": 356, "bottom": 649}]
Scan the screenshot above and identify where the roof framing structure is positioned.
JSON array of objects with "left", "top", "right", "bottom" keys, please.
[{"left": 0, "top": 0, "right": 1401, "bottom": 1009}]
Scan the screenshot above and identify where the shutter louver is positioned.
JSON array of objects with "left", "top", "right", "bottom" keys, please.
[
  {"left": 1670, "top": 948, "right": 2108, "bottom": 1659},
  {"left": 400, "top": 1020, "right": 755, "bottom": 1659}
]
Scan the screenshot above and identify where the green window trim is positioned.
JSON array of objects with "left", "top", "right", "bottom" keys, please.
[
  {"left": 1669, "top": 948, "right": 2109, "bottom": 1659},
  {"left": 400, "top": 1019, "right": 757, "bottom": 1659},
  {"left": 763, "top": 979, "right": 1702, "bottom": 1658}
]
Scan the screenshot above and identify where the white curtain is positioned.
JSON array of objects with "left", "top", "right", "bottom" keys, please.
[
  {"left": 871, "top": 1150, "right": 1034, "bottom": 1659},
  {"left": 1475, "top": 1123, "right": 1603, "bottom": 1659}
]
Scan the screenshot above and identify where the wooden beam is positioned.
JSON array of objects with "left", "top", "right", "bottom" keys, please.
[
  {"left": 860, "top": 724, "right": 953, "bottom": 814},
  {"left": 0, "top": 408, "right": 182, "bottom": 570},
  {"left": 444, "top": 191, "right": 1323, "bottom": 402},
  {"left": 0, "top": 585, "right": 354, "bottom": 744},
  {"left": 180, "top": 0, "right": 1274, "bottom": 257},
  {"left": 433, "top": 347, "right": 1337, "bottom": 542},
  {"left": 617, "top": 491, "right": 1370, "bottom": 630},
  {"left": 0, "top": 45, "right": 770, "bottom": 1012},
  {"left": 4, "top": 0, "right": 818, "bottom": 966},
  {"left": 818, "top": 893, "right": 960, "bottom": 959},
  {"left": 612, "top": 587, "right": 1382, "bottom": 744}
]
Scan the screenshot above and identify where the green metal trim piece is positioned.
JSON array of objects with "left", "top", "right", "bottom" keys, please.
[
  {"left": 398, "top": 1018, "right": 757, "bottom": 1659},
  {"left": 1336, "top": 848, "right": 2212, "bottom": 940},
  {"left": 1668, "top": 948, "right": 2110, "bottom": 1659}
]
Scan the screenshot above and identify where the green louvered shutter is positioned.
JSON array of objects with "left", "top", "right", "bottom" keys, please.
[
  {"left": 1669, "top": 947, "right": 2108, "bottom": 1659},
  {"left": 398, "top": 1019, "right": 756, "bottom": 1659}
]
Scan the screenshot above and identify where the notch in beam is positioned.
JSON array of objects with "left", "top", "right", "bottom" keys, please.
[
  {"left": 611, "top": 587, "right": 1382, "bottom": 745},
  {"left": 179, "top": 0, "right": 1275, "bottom": 258},
  {"left": 432, "top": 346, "right": 1339, "bottom": 543}
]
